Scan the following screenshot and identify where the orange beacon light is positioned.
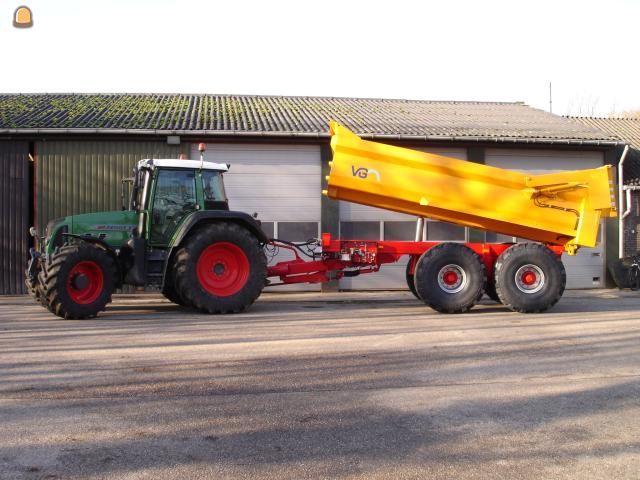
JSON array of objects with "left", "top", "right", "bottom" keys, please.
[{"left": 13, "top": 6, "right": 33, "bottom": 28}]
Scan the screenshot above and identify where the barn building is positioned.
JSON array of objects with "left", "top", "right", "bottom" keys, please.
[{"left": 0, "top": 94, "right": 622, "bottom": 294}]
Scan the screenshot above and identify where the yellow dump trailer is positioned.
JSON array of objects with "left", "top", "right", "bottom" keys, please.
[{"left": 325, "top": 122, "right": 617, "bottom": 255}]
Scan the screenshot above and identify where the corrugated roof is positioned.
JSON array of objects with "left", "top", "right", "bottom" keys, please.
[
  {"left": 0, "top": 93, "right": 618, "bottom": 144},
  {"left": 570, "top": 117, "right": 640, "bottom": 150},
  {"left": 570, "top": 116, "right": 640, "bottom": 182}
]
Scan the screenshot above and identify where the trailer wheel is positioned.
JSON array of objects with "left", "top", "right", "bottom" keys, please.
[
  {"left": 414, "top": 243, "right": 485, "bottom": 313},
  {"left": 41, "top": 244, "right": 116, "bottom": 319},
  {"left": 405, "top": 259, "right": 420, "bottom": 299},
  {"left": 484, "top": 280, "right": 501, "bottom": 303},
  {"left": 174, "top": 223, "right": 267, "bottom": 314},
  {"left": 494, "top": 243, "right": 566, "bottom": 313}
]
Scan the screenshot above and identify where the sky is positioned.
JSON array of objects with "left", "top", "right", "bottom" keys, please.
[{"left": 1, "top": 0, "right": 639, "bottom": 117}]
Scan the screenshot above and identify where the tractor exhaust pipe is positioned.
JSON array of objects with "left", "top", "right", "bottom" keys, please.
[{"left": 198, "top": 142, "right": 206, "bottom": 169}]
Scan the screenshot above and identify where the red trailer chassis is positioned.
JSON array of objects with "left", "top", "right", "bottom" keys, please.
[{"left": 266, "top": 233, "right": 564, "bottom": 287}]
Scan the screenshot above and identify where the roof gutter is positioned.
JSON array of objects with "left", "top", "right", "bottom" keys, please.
[{"left": 0, "top": 128, "right": 620, "bottom": 146}]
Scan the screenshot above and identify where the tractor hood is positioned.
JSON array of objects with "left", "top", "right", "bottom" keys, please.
[
  {"left": 69, "top": 210, "right": 138, "bottom": 245},
  {"left": 43, "top": 210, "right": 138, "bottom": 256}
]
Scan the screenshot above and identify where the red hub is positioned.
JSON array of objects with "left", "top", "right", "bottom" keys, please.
[
  {"left": 521, "top": 271, "right": 537, "bottom": 286},
  {"left": 67, "top": 261, "right": 104, "bottom": 304},
  {"left": 443, "top": 271, "right": 459, "bottom": 285},
  {"left": 196, "top": 242, "right": 249, "bottom": 297}
]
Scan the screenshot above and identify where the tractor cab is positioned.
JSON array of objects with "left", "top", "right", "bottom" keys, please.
[{"left": 130, "top": 159, "right": 230, "bottom": 246}]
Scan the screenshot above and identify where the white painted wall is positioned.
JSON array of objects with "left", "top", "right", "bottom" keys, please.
[{"left": 192, "top": 143, "right": 322, "bottom": 291}]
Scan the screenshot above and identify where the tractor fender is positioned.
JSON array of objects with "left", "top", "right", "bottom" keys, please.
[
  {"left": 62, "top": 233, "right": 124, "bottom": 285},
  {"left": 170, "top": 211, "right": 269, "bottom": 248},
  {"left": 161, "top": 211, "right": 268, "bottom": 288},
  {"left": 63, "top": 233, "right": 116, "bottom": 254}
]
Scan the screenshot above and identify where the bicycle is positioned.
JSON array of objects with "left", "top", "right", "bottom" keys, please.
[{"left": 628, "top": 255, "right": 640, "bottom": 291}]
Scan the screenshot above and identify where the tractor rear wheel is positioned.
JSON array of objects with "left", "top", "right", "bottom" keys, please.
[
  {"left": 162, "top": 267, "right": 188, "bottom": 306},
  {"left": 41, "top": 244, "right": 116, "bottom": 319},
  {"left": 173, "top": 223, "right": 267, "bottom": 314},
  {"left": 494, "top": 243, "right": 566, "bottom": 313},
  {"left": 414, "top": 243, "right": 485, "bottom": 313}
]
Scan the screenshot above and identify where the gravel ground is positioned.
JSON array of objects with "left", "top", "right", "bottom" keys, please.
[{"left": 0, "top": 289, "right": 639, "bottom": 479}]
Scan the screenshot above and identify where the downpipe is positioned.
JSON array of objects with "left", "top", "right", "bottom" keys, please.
[{"left": 618, "top": 145, "right": 630, "bottom": 259}]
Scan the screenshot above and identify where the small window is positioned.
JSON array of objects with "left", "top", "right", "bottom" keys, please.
[
  {"left": 427, "top": 221, "right": 465, "bottom": 241},
  {"left": 277, "top": 222, "right": 319, "bottom": 242},
  {"left": 260, "top": 221, "right": 275, "bottom": 239},
  {"left": 340, "top": 221, "right": 380, "bottom": 240},
  {"left": 384, "top": 221, "right": 416, "bottom": 241}
]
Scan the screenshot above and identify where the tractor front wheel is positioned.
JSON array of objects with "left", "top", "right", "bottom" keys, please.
[
  {"left": 41, "top": 244, "right": 116, "bottom": 319},
  {"left": 173, "top": 223, "right": 267, "bottom": 314}
]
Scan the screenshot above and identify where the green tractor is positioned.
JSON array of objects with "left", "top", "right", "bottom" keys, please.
[{"left": 26, "top": 155, "right": 268, "bottom": 319}]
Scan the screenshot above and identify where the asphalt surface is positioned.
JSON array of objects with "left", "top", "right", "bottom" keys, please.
[{"left": 1, "top": 289, "right": 639, "bottom": 479}]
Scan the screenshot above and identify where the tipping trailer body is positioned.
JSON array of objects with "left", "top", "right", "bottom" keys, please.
[{"left": 324, "top": 122, "right": 617, "bottom": 254}]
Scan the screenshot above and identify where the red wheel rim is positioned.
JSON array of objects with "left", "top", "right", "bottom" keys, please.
[
  {"left": 196, "top": 242, "right": 249, "bottom": 297},
  {"left": 66, "top": 261, "right": 104, "bottom": 304},
  {"left": 443, "top": 271, "right": 459, "bottom": 285},
  {"left": 522, "top": 271, "right": 537, "bottom": 286}
]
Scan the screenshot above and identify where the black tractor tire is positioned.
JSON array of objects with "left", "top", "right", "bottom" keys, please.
[
  {"left": 37, "top": 267, "right": 53, "bottom": 312},
  {"left": 405, "top": 259, "right": 420, "bottom": 299},
  {"left": 484, "top": 279, "right": 501, "bottom": 303},
  {"left": 494, "top": 243, "right": 566, "bottom": 313},
  {"left": 41, "top": 243, "right": 116, "bottom": 319},
  {"left": 174, "top": 222, "right": 267, "bottom": 314},
  {"left": 162, "top": 267, "right": 188, "bottom": 306},
  {"left": 25, "top": 268, "right": 40, "bottom": 302},
  {"left": 414, "top": 243, "right": 485, "bottom": 314}
]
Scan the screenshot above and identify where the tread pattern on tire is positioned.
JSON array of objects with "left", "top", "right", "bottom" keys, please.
[
  {"left": 484, "top": 280, "right": 501, "bottom": 303},
  {"left": 162, "top": 266, "right": 188, "bottom": 306},
  {"left": 25, "top": 267, "right": 40, "bottom": 302},
  {"left": 405, "top": 259, "right": 420, "bottom": 300},
  {"left": 414, "top": 243, "right": 485, "bottom": 314},
  {"left": 494, "top": 243, "right": 566, "bottom": 313},
  {"left": 40, "top": 243, "right": 116, "bottom": 319},
  {"left": 174, "top": 222, "right": 267, "bottom": 314}
]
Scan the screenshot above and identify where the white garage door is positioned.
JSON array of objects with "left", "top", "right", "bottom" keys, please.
[
  {"left": 192, "top": 143, "right": 321, "bottom": 291},
  {"left": 486, "top": 148, "right": 605, "bottom": 289},
  {"left": 339, "top": 146, "right": 468, "bottom": 290}
]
